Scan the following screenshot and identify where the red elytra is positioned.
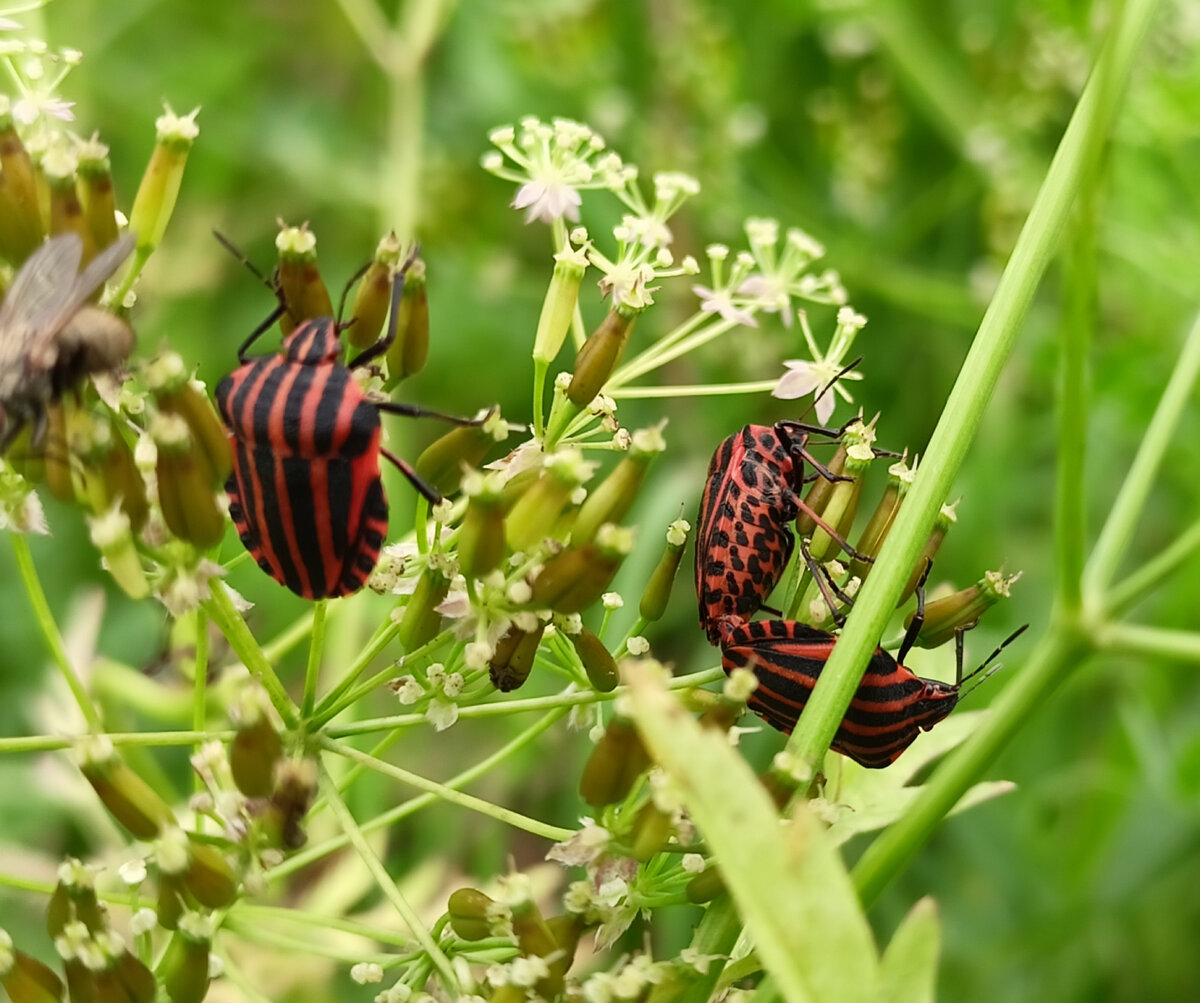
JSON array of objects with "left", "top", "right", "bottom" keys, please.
[
  {"left": 717, "top": 615, "right": 1026, "bottom": 768},
  {"left": 216, "top": 249, "right": 479, "bottom": 599},
  {"left": 694, "top": 421, "right": 850, "bottom": 645}
]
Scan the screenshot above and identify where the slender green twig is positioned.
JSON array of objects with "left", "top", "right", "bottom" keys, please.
[
  {"left": 1099, "top": 623, "right": 1200, "bottom": 663},
  {"left": 318, "top": 760, "right": 459, "bottom": 992},
  {"left": 1105, "top": 516, "right": 1200, "bottom": 618},
  {"left": 301, "top": 600, "right": 327, "bottom": 720}
]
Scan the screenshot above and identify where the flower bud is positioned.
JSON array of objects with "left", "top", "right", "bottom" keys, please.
[
  {"left": 569, "top": 628, "right": 618, "bottom": 693},
  {"left": 850, "top": 455, "right": 913, "bottom": 580},
  {"left": 182, "top": 841, "right": 237, "bottom": 910},
  {"left": 457, "top": 472, "right": 506, "bottom": 578},
  {"left": 510, "top": 896, "right": 556, "bottom": 962},
  {"left": 489, "top": 621, "right": 547, "bottom": 693},
  {"left": 152, "top": 412, "right": 227, "bottom": 548},
  {"left": 161, "top": 914, "right": 213, "bottom": 1003},
  {"left": 383, "top": 257, "right": 429, "bottom": 382},
  {"left": 905, "top": 569, "right": 1022, "bottom": 649},
  {"left": 43, "top": 151, "right": 94, "bottom": 261},
  {"left": 84, "top": 419, "right": 149, "bottom": 532},
  {"left": 156, "top": 872, "right": 185, "bottom": 931},
  {"left": 147, "top": 355, "right": 233, "bottom": 487},
  {"left": 412, "top": 407, "right": 509, "bottom": 496},
  {"left": 447, "top": 888, "right": 496, "bottom": 941},
  {"left": 685, "top": 865, "right": 725, "bottom": 904},
  {"left": 505, "top": 448, "right": 595, "bottom": 552},
  {"left": 638, "top": 519, "right": 690, "bottom": 622},
  {"left": 533, "top": 245, "right": 587, "bottom": 365},
  {"left": 229, "top": 691, "right": 283, "bottom": 799},
  {"left": 0, "top": 109, "right": 44, "bottom": 262},
  {"left": 77, "top": 739, "right": 174, "bottom": 840},
  {"left": 808, "top": 442, "right": 872, "bottom": 562},
  {"left": 46, "top": 860, "right": 104, "bottom": 940},
  {"left": 89, "top": 506, "right": 150, "bottom": 600},
  {"left": 630, "top": 800, "right": 674, "bottom": 862},
  {"left": 129, "top": 106, "right": 199, "bottom": 255},
  {"left": 104, "top": 948, "right": 156, "bottom": 1003},
  {"left": 567, "top": 307, "right": 637, "bottom": 406},
  {"left": 347, "top": 232, "right": 402, "bottom": 350},
  {"left": 529, "top": 525, "right": 633, "bottom": 614},
  {"left": 76, "top": 139, "right": 119, "bottom": 252},
  {"left": 0, "top": 934, "right": 65, "bottom": 1003},
  {"left": 276, "top": 225, "right": 333, "bottom": 333},
  {"left": 537, "top": 914, "right": 585, "bottom": 1000},
  {"left": 896, "top": 500, "right": 959, "bottom": 607},
  {"left": 579, "top": 716, "right": 650, "bottom": 808},
  {"left": 395, "top": 563, "right": 450, "bottom": 651},
  {"left": 571, "top": 423, "right": 665, "bottom": 545}
]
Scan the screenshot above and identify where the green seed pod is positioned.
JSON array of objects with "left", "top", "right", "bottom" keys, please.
[
  {"left": 147, "top": 355, "right": 233, "bottom": 488},
  {"left": 638, "top": 519, "right": 690, "bottom": 622},
  {"left": 395, "top": 563, "right": 451, "bottom": 652},
  {"left": 89, "top": 507, "right": 150, "bottom": 600},
  {"left": 489, "top": 621, "right": 547, "bottom": 693},
  {"left": 510, "top": 897, "right": 556, "bottom": 962},
  {"left": 78, "top": 740, "right": 174, "bottom": 841},
  {"left": 457, "top": 472, "right": 506, "bottom": 578},
  {"left": 850, "top": 455, "right": 913, "bottom": 580},
  {"left": 275, "top": 225, "right": 333, "bottom": 334},
  {"left": 76, "top": 139, "right": 120, "bottom": 253},
  {"left": 505, "top": 447, "right": 595, "bottom": 553},
  {"left": 538, "top": 913, "right": 585, "bottom": 999},
  {"left": 384, "top": 258, "right": 429, "bottom": 382},
  {"left": 630, "top": 800, "right": 674, "bottom": 862},
  {"left": 808, "top": 443, "right": 872, "bottom": 562},
  {"left": 572, "top": 423, "right": 665, "bottom": 545},
  {"left": 796, "top": 442, "right": 847, "bottom": 536},
  {"left": 347, "top": 232, "right": 402, "bottom": 351},
  {"left": 95, "top": 939, "right": 155, "bottom": 1003},
  {"left": 1, "top": 935, "right": 66, "bottom": 1003},
  {"left": 529, "top": 525, "right": 632, "bottom": 613},
  {"left": 46, "top": 860, "right": 104, "bottom": 939},
  {"left": 152, "top": 412, "right": 227, "bottom": 548},
  {"left": 155, "top": 872, "right": 185, "bottom": 931},
  {"left": 229, "top": 694, "right": 283, "bottom": 799},
  {"left": 904, "top": 569, "right": 1022, "bottom": 649},
  {"left": 44, "top": 405, "right": 78, "bottom": 502},
  {"left": 182, "top": 841, "right": 237, "bottom": 910},
  {"left": 411, "top": 407, "right": 507, "bottom": 496},
  {"left": 0, "top": 113, "right": 45, "bottom": 262},
  {"left": 569, "top": 628, "right": 618, "bottom": 693},
  {"left": 579, "top": 716, "right": 650, "bottom": 809},
  {"left": 161, "top": 915, "right": 213, "bottom": 1003},
  {"left": 685, "top": 865, "right": 725, "bottom": 904},
  {"left": 447, "top": 888, "right": 496, "bottom": 941},
  {"left": 533, "top": 245, "right": 588, "bottom": 366},
  {"left": 567, "top": 307, "right": 637, "bottom": 406},
  {"left": 43, "top": 152, "right": 95, "bottom": 263},
  {"left": 896, "top": 500, "right": 959, "bottom": 607},
  {"left": 128, "top": 106, "right": 199, "bottom": 255}
]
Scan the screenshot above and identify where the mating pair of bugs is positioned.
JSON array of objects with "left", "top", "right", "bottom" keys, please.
[
  {"left": 694, "top": 419, "right": 1024, "bottom": 768},
  {"left": 0, "top": 230, "right": 479, "bottom": 599}
]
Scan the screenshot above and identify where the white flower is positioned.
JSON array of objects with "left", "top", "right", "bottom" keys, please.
[
  {"left": 692, "top": 284, "right": 757, "bottom": 327},
  {"left": 512, "top": 179, "right": 583, "bottom": 223},
  {"left": 12, "top": 94, "right": 74, "bottom": 125},
  {"left": 772, "top": 357, "right": 861, "bottom": 425},
  {"left": 547, "top": 819, "right": 612, "bottom": 866},
  {"left": 426, "top": 699, "right": 458, "bottom": 731},
  {"left": 351, "top": 963, "right": 384, "bottom": 984}
]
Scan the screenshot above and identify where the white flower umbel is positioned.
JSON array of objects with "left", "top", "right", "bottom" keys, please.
[{"left": 772, "top": 307, "right": 868, "bottom": 424}]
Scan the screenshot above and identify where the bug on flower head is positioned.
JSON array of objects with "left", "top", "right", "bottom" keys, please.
[
  {"left": 0, "top": 232, "right": 136, "bottom": 453},
  {"left": 216, "top": 238, "right": 484, "bottom": 599}
]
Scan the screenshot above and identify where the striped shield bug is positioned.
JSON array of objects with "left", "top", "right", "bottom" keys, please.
[
  {"left": 695, "top": 420, "right": 862, "bottom": 644},
  {"left": 717, "top": 611, "right": 1027, "bottom": 768},
  {"left": 0, "top": 232, "right": 136, "bottom": 453},
  {"left": 215, "top": 239, "right": 484, "bottom": 599}
]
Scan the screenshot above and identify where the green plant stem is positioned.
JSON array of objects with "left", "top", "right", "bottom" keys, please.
[
  {"left": 309, "top": 617, "right": 405, "bottom": 726},
  {"left": 608, "top": 379, "right": 778, "bottom": 399},
  {"left": 323, "top": 666, "right": 724, "bottom": 737},
  {"left": 607, "top": 315, "right": 731, "bottom": 389},
  {"left": 0, "top": 729, "right": 227, "bottom": 754},
  {"left": 223, "top": 914, "right": 405, "bottom": 966},
  {"left": 192, "top": 610, "right": 209, "bottom": 802},
  {"left": 270, "top": 709, "right": 566, "bottom": 882},
  {"left": 853, "top": 627, "right": 1089, "bottom": 906},
  {"left": 261, "top": 607, "right": 317, "bottom": 668},
  {"left": 1083, "top": 311, "right": 1200, "bottom": 597},
  {"left": 215, "top": 949, "right": 279, "bottom": 1003},
  {"left": 780, "top": 0, "right": 1158, "bottom": 787},
  {"left": 677, "top": 896, "right": 742, "bottom": 1003},
  {"left": 1105, "top": 517, "right": 1200, "bottom": 618},
  {"left": 12, "top": 534, "right": 102, "bottom": 731},
  {"left": 1099, "top": 623, "right": 1200, "bottom": 663},
  {"left": 320, "top": 735, "right": 574, "bottom": 841},
  {"left": 533, "top": 357, "right": 549, "bottom": 437},
  {"left": 301, "top": 600, "right": 327, "bottom": 720},
  {"left": 318, "top": 760, "right": 460, "bottom": 993},
  {"left": 204, "top": 581, "right": 298, "bottom": 728}
]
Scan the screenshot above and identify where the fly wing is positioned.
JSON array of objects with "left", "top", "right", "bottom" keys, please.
[{"left": 0, "top": 235, "right": 85, "bottom": 374}]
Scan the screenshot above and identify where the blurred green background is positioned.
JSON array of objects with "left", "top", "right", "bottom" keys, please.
[{"left": 3, "top": 1, "right": 1200, "bottom": 1000}]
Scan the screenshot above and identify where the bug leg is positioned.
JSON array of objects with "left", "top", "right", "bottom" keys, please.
[
  {"left": 381, "top": 447, "right": 442, "bottom": 504},
  {"left": 897, "top": 558, "right": 933, "bottom": 664},
  {"left": 335, "top": 259, "right": 372, "bottom": 325},
  {"left": 346, "top": 243, "right": 422, "bottom": 369},
  {"left": 791, "top": 494, "right": 875, "bottom": 565},
  {"left": 235, "top": 303, "right": 289, "bottom": 362},
  {"left": 798, "top": 537, "right": 854, "bottom": 627}
]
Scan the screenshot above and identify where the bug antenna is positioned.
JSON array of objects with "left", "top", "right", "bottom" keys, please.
[
  {"left": 958, "top": 624, "right": 1029, "bottom": 693},
  {"left": 795, "top": 356, "right": 862, "bottom": 424},
  {"left": 213, "top": 230, "right": 278, "bottom": 293}
]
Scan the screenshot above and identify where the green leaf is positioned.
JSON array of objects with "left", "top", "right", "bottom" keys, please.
[
  {"left": 880, "top": 897, "right": 941, "bottom": 1003},
  {"left": 625, "top": 667, "right": 878, "bottom": 1003}
]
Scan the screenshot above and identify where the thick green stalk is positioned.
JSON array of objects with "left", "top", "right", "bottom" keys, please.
[{"left": 780, "top": 0, "right": 1159, "bottom": 785}]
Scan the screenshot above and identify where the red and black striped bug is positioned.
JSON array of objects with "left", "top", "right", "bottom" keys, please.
[
  {"left": 215, "top": 240, "right": 482, "bottom": 599},
  {"left": 695, "top": 420, "right": 859, "bottom": 645},
  {"left": 717, "top": 612, "right": 1027, "bottom": 768}
]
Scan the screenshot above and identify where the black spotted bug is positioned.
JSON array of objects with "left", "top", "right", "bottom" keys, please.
[
  {"left": 0, "top": 231, "right": 136, "bottom": 452},
  {"left": 215, "top": 240, "right": 482, "bottom": 599}
]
